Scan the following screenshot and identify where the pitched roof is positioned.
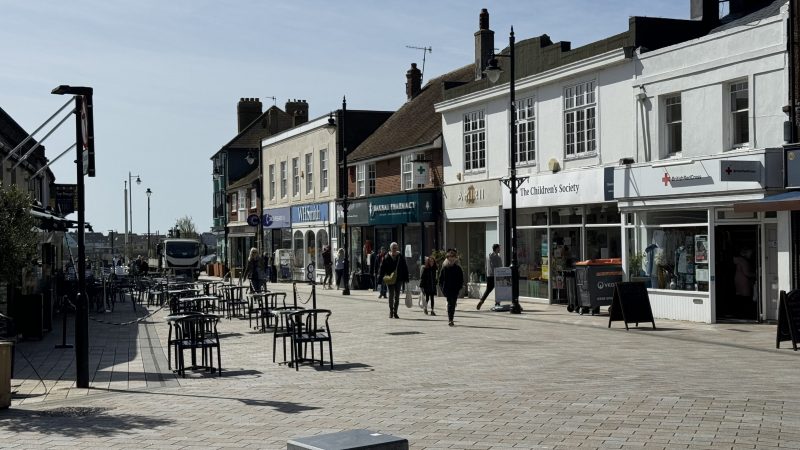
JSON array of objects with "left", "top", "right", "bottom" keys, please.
[
  {"left": 213, "top": 106, "right": 293, "bottom": 156},
  {"left": 349, "top": 64, "right": 473, "bottom": 162},
  {"left": 710, "top": 0, "right": 785, "bottom": 34}
]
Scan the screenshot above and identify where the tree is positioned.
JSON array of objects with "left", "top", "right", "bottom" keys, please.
[
  {"left": 0, "top": 185, "right": 38, "bottom": 286},
  {"left": 174, "top": 215, "right": 198, "bottom": 239}
]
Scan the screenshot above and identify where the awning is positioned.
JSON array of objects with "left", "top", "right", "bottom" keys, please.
[{"left": 733, "top": 191, "right": 800, "bottom": 212}]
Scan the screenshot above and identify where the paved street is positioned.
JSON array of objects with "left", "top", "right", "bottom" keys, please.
[{"left": 3, "top": 281, "right": 800, "bottom": 449}]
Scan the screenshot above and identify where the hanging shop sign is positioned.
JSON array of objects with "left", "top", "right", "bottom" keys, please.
[
  {"left": 367, "top": 192, "right": 438, "bottom": 225},
  {"left": 51, "top": 183, "right": 78, "bottom": 216},
  {"left": 291, "top": 202, "right": 329, "bottom": 224},
  {"left": 263, "top": 206, "right": 291, "bottom": 229}
]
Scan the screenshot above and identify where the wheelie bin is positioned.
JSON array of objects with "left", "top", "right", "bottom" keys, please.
[{"left": 574, "top": 258, "right": 623, "bottom": 315}]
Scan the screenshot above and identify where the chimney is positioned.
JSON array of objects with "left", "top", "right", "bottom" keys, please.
[
  {"left": 690, "top": 0, "right": 719, "bottom": 28},
  {"left": 237, "top": 97, "right": 262, "bottom": 133},
  {"left": 474, "top": 8, "right": 494, "bottom": 81},
  {"left": 285, "top": 99, "right": 309, "bottom": 126},
  {"left": 405, "top": 63, "right": 422, "bottom": 100}
]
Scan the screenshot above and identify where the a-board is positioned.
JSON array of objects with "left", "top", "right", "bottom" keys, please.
[{"left": 608, "top": 281, "right": 656, "bottom": 330}]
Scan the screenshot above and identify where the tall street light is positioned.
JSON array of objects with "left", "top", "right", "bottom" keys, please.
[
  {"left": 485, "top": 27, "right": 526, "bottom": 314},
  {"left": 51, "top": 84, "right": 94, "bottom": 388},
  {"left": 146, "top": 188, "right": 152, "bottom": 260},
  {"left": 334, "top": 97, "right": 351, "bottom": 295},
  {"left": 127, "top": 172, "right": 141, "bottom": 260}
]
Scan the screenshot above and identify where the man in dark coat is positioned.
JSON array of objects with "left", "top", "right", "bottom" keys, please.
[
  {"left": 378, "top": 242, "right": 409, "bottom": 319},
  {"left": 438, "top": 248, "right": 465, "bottom": 327}
]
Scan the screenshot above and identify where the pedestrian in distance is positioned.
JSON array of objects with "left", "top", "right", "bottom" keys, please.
[
  {"left": 438, "top": 248, "right": 464, "bottom": 327},
  {"left": 322, "top": 245, "right": 333, "bottom": 289},
  {"left": 334, "top": 248, "right": 345, "bottom": 289},
  {"left": 420, "top": 256, "right": 437, "bottom": 315},
  {"left": 374, "top": 247, "right": 387, "bottom": 298},
  {"left": 241, "top": 247, "right": 263, "bottom": 292},
  {"left": 379, "top": 242, "right": 409, "bottom": 319},
  {"left": 477, "top": 243, "right": 502, "bottom": 310}
]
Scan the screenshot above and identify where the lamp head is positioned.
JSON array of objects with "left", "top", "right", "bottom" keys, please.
[
  {"left": 245, "top": 150, "right": 256, "bottom": 166},
  {"left": 146, "top": 188, "right": 152, "bottom": 197},
  {"left": 212, "top": 167, "right": 221, "bottom": 180},
  {"left": 136, "top": 176, "right": 142, "bottom": 185},
  {"left": 327, "top": 112, "right": 337, "bottom": 135},
  {"left": 484, "top": 56, "right": 503, "bottom": 83}
]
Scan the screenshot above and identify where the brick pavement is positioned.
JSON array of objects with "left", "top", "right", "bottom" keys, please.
[{"left": 3, "top": 281, "right": 800, "bottom": 449}]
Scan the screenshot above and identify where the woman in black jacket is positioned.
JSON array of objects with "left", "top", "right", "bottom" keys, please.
[
  {"left": 378, "top": 242, "right": 409, "bottom": 319},
  {"left": 438, "top": 249, "right": 464, "bottom": 326},
  {"left": 419, "top": 256, "right": 437, "bottom": 316}
]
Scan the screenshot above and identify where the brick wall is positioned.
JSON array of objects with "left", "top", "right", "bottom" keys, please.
[{"left": 348, "top": 149, "right": 444, "bottom": 197}]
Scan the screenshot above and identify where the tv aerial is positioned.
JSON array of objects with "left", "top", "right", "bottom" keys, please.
[{"left": 406, "top": 45, "right": 432, "bottom": 83}]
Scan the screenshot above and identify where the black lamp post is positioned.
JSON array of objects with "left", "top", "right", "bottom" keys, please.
[
  {"left": 485, "top": 27, "right": 526, "bottom": 314},
  {"left": 146, "top": 188, "right": 152, "bottom": 260},
  {"left": 338, "top": 97, "right": 351, "bottom": 295},
  {"left": 51, "top": 84, "right": 94, "bottom": 388},
  {"left": 127, "top": 172, "right": 141, "bottom": 260}
]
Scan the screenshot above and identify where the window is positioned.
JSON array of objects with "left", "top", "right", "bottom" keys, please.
[
  {"left": 664, "top": 94, "right": 682, "bottom": 155},
  {"left": 269, "top": 164, "right": 275, "bottom": 200},
  {"left": 515, "top": 97, "right": 535, "bottom": 165},
  {"left": 320, "top": 149, "right": 328, "bottom": 192},
  {"left": 367, "top": 162, "right": 376, "bottom": 195},
  {"left": 249, "top": 188, "right": 257, "bottom": 208},
  {"left": 230, "top": 192, "right": 238, "bottom": 213},
  {"left": 237, "top": 188, "right": 246, "bottom": 222},
  {"left": 730, "top": 81, "right": 749, "bottom": 147},
  {"left": 292, "top": 157, "right": 299, "bottom": 196},
  {"left": 305, "top": 153, "right": 313, "bottom": 194},
  {"left": 356, "top": 164, "right": 366, "bottom": 197},
  {"left": 280, "top": 161, "right": 287, "bottom": 198},
  {"left": 402, "top": 153, "right": 424, "bottom": 190},
  {"left": 463, "top": 110, "right": 486, "bottom": 171},
  {"left": 564, "top": 80, "right": 596, "bottom": 158}
]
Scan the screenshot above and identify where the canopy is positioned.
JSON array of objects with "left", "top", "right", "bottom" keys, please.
[{"left": 733, "top": 191, "right": 800, "bottom": 212}]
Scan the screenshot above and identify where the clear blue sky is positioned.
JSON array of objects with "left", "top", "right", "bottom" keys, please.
[{"left": 1, "top": 0, "right": 688, "bottom": 235}]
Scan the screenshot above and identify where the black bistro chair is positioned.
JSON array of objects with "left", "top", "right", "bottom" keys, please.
[
  {"left": 174, "top": 314, "right": 222, "bottom": 377},
  {"left": 289, "top": 309, "right": 333, "bottom": 371}
]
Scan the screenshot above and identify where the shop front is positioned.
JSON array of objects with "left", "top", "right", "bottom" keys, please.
[
  {"left": 503, "top": 167, "right": 620, "bottom": 304},
  {"left": 290, "top": 202, "right": 330, "bottom": 281},
  {"left": 227, "top": 224, "right": 257, "bottom": 276},
  {"left": 443, "top": 180, "right": 502, "bottom": 293},
  {"left": 614, "top": 149, "right": 789, "bottom": 323},
  {"left": 262, "top": 206, "right": 291, "bottom": 275}
]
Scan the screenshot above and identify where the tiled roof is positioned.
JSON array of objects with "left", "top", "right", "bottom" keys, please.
[
  {"left": 215, "top": 106, "right": 293, "bottom": 155},
  {"left": 348, "top": 64, "right": 473, "bottom": 162},
  {"left": 711, "top": 0, "right": 786, "bottom": 34}
]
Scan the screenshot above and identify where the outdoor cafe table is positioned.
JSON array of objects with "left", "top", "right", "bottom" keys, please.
[
  {"left": 165, "top": 313, "right": 222, "bottom": 374},
  {"left": 176, "top": 295, "right": 218, "bottom": 314}
]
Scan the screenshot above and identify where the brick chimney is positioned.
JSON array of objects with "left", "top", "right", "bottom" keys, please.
[
  {"left": 406, "top": 63, "right": 422, "bottom": 100},
  {"left": 690, "top": 0, "right": 719, "bottom": 28},
  {"left": 474, "top": 8, "right": 494, "bottom": 81},
  {"left": 285, "top": 99, "right": 309, "bottom": 126},
  {"left": 237, "top": 98, "right": 263, "bottom": 133}
]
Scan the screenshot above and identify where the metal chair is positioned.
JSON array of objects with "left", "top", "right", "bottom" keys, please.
[{"left": 288, "top": 309, "right": 333, "bottom": 371}]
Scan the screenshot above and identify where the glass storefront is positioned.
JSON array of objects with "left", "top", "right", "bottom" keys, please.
[{"left": 446, "top": 222, "right": 487, "bottom": 284}]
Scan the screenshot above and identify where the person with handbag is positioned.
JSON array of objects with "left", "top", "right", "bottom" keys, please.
[
  {"left": 438, "top": 248, "right": 464, "bottom": 327},
  {"left": 379, "top": 242, "right": 409, "bottom": 319},
  {"left": 419, "top": 256, "right": 437, "bottom": 316}
]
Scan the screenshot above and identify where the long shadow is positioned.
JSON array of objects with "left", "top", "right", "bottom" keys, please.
[
  {"left": 0, "top": 406, "right": 173, "bottom": 437},
  {"left": 92, "top": 388, "right": 321, "bottom": 414},
  {"left": 451, "top": 324, "right": 519, "bottom": 331}
]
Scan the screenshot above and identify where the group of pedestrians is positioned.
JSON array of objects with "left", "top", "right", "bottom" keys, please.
[{"left": 321, "top": 245, "right": 346, "bottom": 290}]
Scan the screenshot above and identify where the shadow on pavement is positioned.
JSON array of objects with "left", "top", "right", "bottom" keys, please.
[{"left": 0, "top": 406, "right": 173, "bottom": 437}]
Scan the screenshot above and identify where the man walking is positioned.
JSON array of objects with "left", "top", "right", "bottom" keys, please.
[{"left": 477, "top": 243, "right": 502, "bottom": 310}]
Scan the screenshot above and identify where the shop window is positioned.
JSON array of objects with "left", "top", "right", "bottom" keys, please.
[
  {"left": 586, "top": 228, "right": 621, "bottom": 260},
  {"left": 293, "top": 230, "right": 304, "bottom": 268},
  {"left": 305, "top": 230, "right": 315, "bottom": 269},
  {"left": 564, "top": 80, "right": 596, "bottom": 158},
  {"left": 463, "top": 110, "right": 486, "bottom": 171},
  {"left": 316, "top": 230, "right": 328, "bottom": 268},
  {"left": 550, "top": 207, "right": 584, "bottom": 225},
  {"left": 350, "top": 227, "right": 362, "bottom": 273},
  {"left": 729, "top": 80, "right": 749, "bottom": 148},
  {"left": 585, "top": 204, "right": 620, "bottom": 225},
  {"left": 717, "top": 209, "right": 757, "bottom": 221},
  {"left": 642, "top": 209, "right": 707, "bottom": 225},
  {"left": 663, "top": 94, "right": 682, "bottom": 156},
  {"left": 518, "top": 228, "right": 548, "bottom": 299}
]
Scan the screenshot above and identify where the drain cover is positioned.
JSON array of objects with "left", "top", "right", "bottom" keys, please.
[{"left": 386, "top": 331, "right": 423, "bottom": 336}]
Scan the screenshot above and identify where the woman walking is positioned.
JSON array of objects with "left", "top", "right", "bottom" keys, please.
[
  {"left": 334, "top": 248, "right": 345, "bottom": 288},
  {"left": 419, "top": 256, "right": 437, "bottom": 315},
  {"left": 438, "top": 249, "right": 464, "bottom": 327},
  {"left": 322, "top": 245, "right": 333, "bottom": 289},
  {"left": 379, "top": 242, "right": 409, "bottom": 319},
  {"left": 241, "top": 247, "right": 263, "bottom": 292}
]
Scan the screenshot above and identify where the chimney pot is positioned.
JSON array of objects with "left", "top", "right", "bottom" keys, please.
[
  {"left": 406, "top": 62, "right": 422, "bottom": 100},
  {"left": 474, "top": 9, "right": 495, "bottom": 81}
]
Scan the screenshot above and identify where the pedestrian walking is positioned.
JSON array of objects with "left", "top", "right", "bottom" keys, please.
[
  {"left": 438, "top": 248, "right": 464, "bottom": 327},
  {"left": 241, "top": 247, "right": 263, "bottom": 292},
  {"left": 379, "top": 242, "right": 409, "bottom": 319},
  {"left": 477, "top": 243, "right": 502, "bottom": 310},
  {"left": 420, "top": 256, "right": 437, "bottom": 315},
  {"left": 322, "top": 245, "right": 333, "bottom": 289},
  {"left": 334, "top": 248, "right": 345, "bottom": 289},
  {"left": 374, "top": 247, "right": 387, "bottom": 298}
]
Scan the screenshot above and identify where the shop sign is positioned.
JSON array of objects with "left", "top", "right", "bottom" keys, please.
[
  {"left": 336, "top": 200, "right": 369, "bottom": 225},
  {"left": 443, "top": 180, "right": 501, "bottom": 210},
  {"left": 503, "top": 168, "right": 606, "bottom": 208},
  {"left": 291, "top": 202, "right": 329, "bottom": 224},
  {"left": 413, "top": 161, "right": 429, "bottom": 186},
  {"left": 720, "top": 160, "right": 761, "bottom": 182},
  {"left": 367, "top": 192, "right": 437, "bottom": 225},
  {"left": 51, "top": 183, "right": 78, "bottom": 216},
  {"left": 263, "top": 206, "right": 291, "bottom": 229}
]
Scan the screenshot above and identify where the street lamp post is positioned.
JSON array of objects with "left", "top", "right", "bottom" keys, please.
[
  {"left": 485, "top": 27, "right": 526, "bottom": 314},
  {"left": 339, "top": 97, "right": 351, "bottom": 295},
  {"left": 51, "top": 84, "right": 94, "bottom": 388},
  {"left": 146, "top": 188, "right": 152, "bottom": 260},
  {"left": 127, "top": 172, "right": 141, "bottom": 260}
]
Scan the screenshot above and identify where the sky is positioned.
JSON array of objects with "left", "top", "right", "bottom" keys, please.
[{"left": 1, "top": 0, "right": 689, "bottom": 236}]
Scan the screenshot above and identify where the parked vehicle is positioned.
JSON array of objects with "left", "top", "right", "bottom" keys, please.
[{"left": 157, "top": 238, "right": 206, "bottom": 278}]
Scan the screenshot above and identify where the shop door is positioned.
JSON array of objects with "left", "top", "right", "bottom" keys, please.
[
  {"left": 714, "top": 225, "right": 759, "bottom": 322},
  {"left": 763, "top": 223, "right": 779, "bottom": 321},
  {"left": 375, "top": 227, "right": 396, "bottom": 255},
  {"left": 550, "top": 228, "right": 581, "bottom": 303}
]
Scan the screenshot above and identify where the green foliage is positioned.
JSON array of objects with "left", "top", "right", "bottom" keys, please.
[
  {"left": 175, "top": 215, "right": 198, "bottom": 238},
  {"left": 628, "top": 251, "right": 646, "bottom": 276},
  {"left": 0, "top": 185, "right": 38, "bottom": 285}
]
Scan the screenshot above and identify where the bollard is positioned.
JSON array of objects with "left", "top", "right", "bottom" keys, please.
[
  {"left": 55, "top": 295, "right": 73, "bottom": 349},
  {"left": 0, "top": 341, "right": 12, "bottom": 409}
]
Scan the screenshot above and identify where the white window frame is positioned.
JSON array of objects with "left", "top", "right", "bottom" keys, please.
[
  {"left": 249, "top": 188, "right": 257, "bottom": 209},
  {"left": 305, "top": 153, "right": 313, "bottom": 194},
  {"left": 269, "top": 164, "right": 275, "bottom": 200},
  {"left": 237, "top": 188, "right": 246, "bottom": 222},
  {"left": 664, "top": 94, "right": 682, "bottom": 156},
  {"left": 230, "top": 192, "right": 238, "bottom": 213},
  {"left": 319, "top": 149, "right": 328, "bottom": 192},
  {"left": 280, "top": 161, "right": 287, "bottom": 198},
  {"left": 367, "top": 162, "right": 376, "bottom": 195},
  {"left": 729, "top": 80, "right": 749, "bottom": 148},
  {"left": 515, "top": 96, "right": 536, "bottom": 166},
  {"left": 463, "top": 110, "right": 486, "bottom": 172},
  {"left": 401, "top": 152, "right": 425, "bottom": 190},
  {"left": 356, "top": 164, "right": 366, "bottom": 197},
  {"left": 292, "top": 157, "right": 300, "bottom": 197},
  {"left": 563, "top": 80, "right": 597, "bottom": 159}
]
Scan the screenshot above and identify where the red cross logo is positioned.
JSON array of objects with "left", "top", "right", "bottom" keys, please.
[
  {"left": 661, "top": 172, "right": 670, "bottom": 186},
  {"left": 725, "top": 166, "right": 733, "bottom": 175}
]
